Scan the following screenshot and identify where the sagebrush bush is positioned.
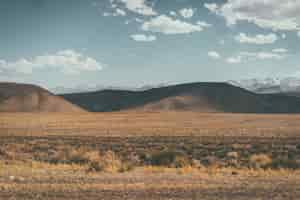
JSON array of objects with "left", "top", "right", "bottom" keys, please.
[
  {"left": 0, "top": 148, "right": 8, "bottom": 157},
  {"left": 249, "top": 154, "right": 272, "bottom": 169},
  {"left": 271, "top": 157, "right": 300, "bottom": 169},
  {"left": 49, "top": 147, "right": 89, "bottom": 164},
  {"left": 86, "top": 151, "right": 130, "bottom": 173},
  {"left": 67, "top": 148, "right": 90, "bottom": 164},
  {"left": 149, "top": 150, "right": 191, "bottom": 168}
]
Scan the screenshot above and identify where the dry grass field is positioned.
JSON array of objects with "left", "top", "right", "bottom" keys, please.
[
  {"left": 0, "top": 112, "right": 300, "bottom": 199},
  {"left": 1, "top": 111, "right": 300, "bottom": 137},
  {"left": 0, "top": 162, "right": 299, "bottom": 200}
]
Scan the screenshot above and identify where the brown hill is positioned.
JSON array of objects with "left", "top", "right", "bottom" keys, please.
[
  {"left": 61, "top": 82, "right": 300, "bottom": 113},
  {"left": 135, "top": 95, "right": 219, "bottom": 112},
  {"left": 0, "top": 82, "right": 85, "bottom": 112}
]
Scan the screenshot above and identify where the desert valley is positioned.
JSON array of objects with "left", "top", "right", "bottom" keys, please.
[
  {"left": 1, "top": 0, "right": 300, "bottom": 199},
  {"left": 0, "top": 82, "right": 300, "bottom": 200}
]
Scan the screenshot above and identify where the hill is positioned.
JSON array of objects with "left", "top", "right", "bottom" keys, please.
[
  {"left": 61, "top": 82, "right": 300, "bottom": 113},
  {"left": 0, "top": 82, "right": 85, "bottom": 112}
]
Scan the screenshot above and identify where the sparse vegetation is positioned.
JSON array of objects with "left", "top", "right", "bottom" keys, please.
[
  {"left": 0, "top": 112, "right": 300, "bottom": 199},
  {"left": 1, "top": 112, "right": 300, "bottom": 137},
  {"left": 271, "top": 157, "right": 300, "bottom": 169},
  {"left": 249, "top": 154, "right": 273, "bottom": 169},
  {"left": 86, "top": 150, "right": 130, "bottom": 173},
  {"left": 148, "top": 150, "right": 191, "bottom": 168}
]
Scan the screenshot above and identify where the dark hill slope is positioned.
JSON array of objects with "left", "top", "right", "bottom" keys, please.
[{"left": 61, "top": 82, "right": 300, "bottom": 113}]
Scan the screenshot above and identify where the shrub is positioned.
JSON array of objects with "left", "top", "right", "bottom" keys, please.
[
  {"left": 48, "top": 150, "right": 68, "bottom": 164},
  {"left": 191, "top": 159, "right": 203, "bottom": 169},
  {"left": 86, "top": 151, "right": 130, "bottom": 173},
  {"left": 47, "top": 148, "right": 132, "bottom": 173},
  {"left": 173, "top": 155, "right": 191, "bottom": 168},
  {"left": 0, "top": 148, "right": 8, "bottom": 157},
  {"left": 271, "top": 157, "right": 300, "bottom": 170},
  {"left": 149, "top": 150, "right": 191, "bottom": 168},
  {"left": 201, "top": 156, "right": 220, "bottom": 167},
  {"left": 49, "top": 147, "right": 89, "bottom": 164},
  {"left": 118, "top": 162, "right": 134, "bottom": 173},
  {"left": 67, "top": 148, "right": 90, "bottom": 164},
  {"left": 227, "top": 151, "right": 239, "bottom": 159},
  {"left": 249, "top": 154, "right": 272, "bottom": 169}
]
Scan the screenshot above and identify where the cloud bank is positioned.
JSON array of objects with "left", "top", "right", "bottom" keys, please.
[
  {"left": 112, "top": 0, "right": 157, "bottom": 16},
  {"left": 235, "top": 33, "right": 278, "bottom": 45},
  {"left": 141, "top": 15, "right": 204, "bottom": 34},
  {"left": 179, "top": 8, "right": 194, "bottom": 19},
  {"left": 130, "top": 34, "right": 156, "bottom": 42},
  {"left": 208, "top": 51, "right": 221, "bottom": 59},
  {"left": 226, "top": 50, "right": 287, "bottom": 64},
  {"left": 0, "top": 50, "right": 103, "bottom": 75},
  {"left": 205, "top": 0, "right": 300, "bottom": 32}
]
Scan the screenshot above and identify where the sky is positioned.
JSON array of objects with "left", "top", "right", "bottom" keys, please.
[{"left": 0, "top": 0, "right": 300, "bottom": 89}]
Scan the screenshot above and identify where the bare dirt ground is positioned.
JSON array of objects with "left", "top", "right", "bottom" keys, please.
[{"left": 0, "top": 112, "right": 300, "bottom": 199}]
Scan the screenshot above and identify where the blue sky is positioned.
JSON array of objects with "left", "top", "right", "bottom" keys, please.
[{"left": 0, "top": 0, "right": 300, "bottom": 89}]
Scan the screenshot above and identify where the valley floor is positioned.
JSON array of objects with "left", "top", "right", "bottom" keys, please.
[
  {"left": 0, "top": 112, "right": 300, "bottom": 199},
  {"left": 1, "top": 112, "right": 300, "bottom": 137},
  {"left": 0, "top": 163, "right": 300, "bottom": 200}
]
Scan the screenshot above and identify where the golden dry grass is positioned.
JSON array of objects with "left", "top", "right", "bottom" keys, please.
[
  {"left": 1, "top": 111, "right": 300, "bottom": 137},
  {"left": 1, "top": 112, "right": 300, "bottom": 199},
  {"left": 0, "top": 161, "right": 299, "bottom": 200}
]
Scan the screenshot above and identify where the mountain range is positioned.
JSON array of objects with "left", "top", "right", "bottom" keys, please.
[
  {"left": 51, "top": 77, "right": 300, "bottom": 97},
  {"left": 2, "top": 81, "right": 300, "bottom": 113},
  {"left": 62, "top": 82, "right": 300, "bottom": 113},
  {"left": 228, "top": 77, "right": 300, "bottom": 95}
]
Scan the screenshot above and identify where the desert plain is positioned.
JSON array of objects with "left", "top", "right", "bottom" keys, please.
[{"left": 0, "top": 112, "right": 299, "bottom": 199}]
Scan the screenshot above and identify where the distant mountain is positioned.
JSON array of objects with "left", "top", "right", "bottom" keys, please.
[
  {"left": 0, "top": 82, "right": 85, "bottom": 112},
  {"left": 62, "top": 82, "right": 300, "bottom": 113},
  {"left": 228, "top": 78, "right": 281, "bottom": 93},
  {"left": 51, "top": 83, "right": 169, "bottom": 94},
  {"left": 228, "top": 77, "right": 300, "bottom": 96},
  {"left": 54, "top": 78, "right": 300, "bottom": 96}
]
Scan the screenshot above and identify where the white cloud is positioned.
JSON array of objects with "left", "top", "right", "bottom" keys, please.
[
  {"left": 103, "top": 8, "right": 126, "bottom": 17},
  {"left": 119, "top": 0, "right": 157, "bottom": 16},
  {"left": 124, "top": 18, "right": 143, "bottom": 25},
  {"left": 141, "top": 15, "right": 204, "bottom": 35},
  {"left": 130, "top": 34, "right": 156, "bottom": 42},
  {"left": 169, "top": 11, "right": 177, "bottom": 16},
  {"left": 272, "top": 48, "right": 288, "bottom": 53},
  {"left": 234, "top": 33, "right": 278, "bottom": 45},
  {"left": 135, "top": 18, "right": 143, "bottom": 23},
  {"left": 243, "top": 52, "right": 284, "bottom": 60},
  {"left": 208, "top": 51, "right": 221, "bottom": 59},
  {"left": 204, "top": 3, "right": 218, "bottom": 13},
  {"left": 226, "top": 56, "right": 242, "bottom": 64},
  {"left": 179, "top": 8, "right": 194, "bottom": 19},
  {"left": 103, "top": 12, "right": 111, "bottom": 17},
  {"left": 0, "top": 50, "right": 103, "bottom": 75},
  {"left": 205, "top": 0, "right": 300, "bottom": 32},
  {"left": 114, "top": 8, "right": 126, "bottom": 16},
  {"left": 226, "top": 51, "right": 286, "bottom": 64},
  {"left": 196, "top": 21, "right": 212, "bottom": 28},
  {"left": 281, "top": 33, "right": 286, "bottom": 39}
]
